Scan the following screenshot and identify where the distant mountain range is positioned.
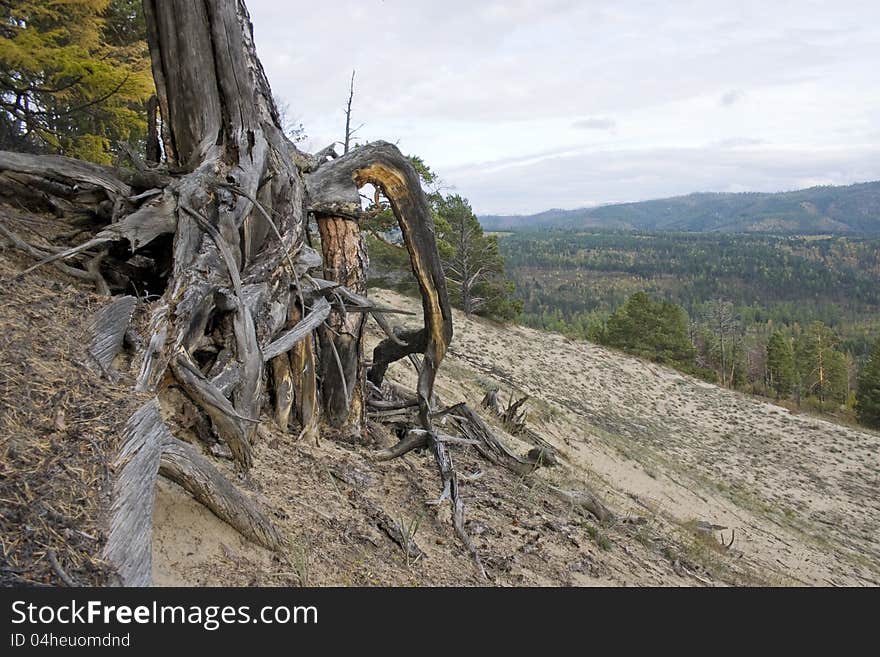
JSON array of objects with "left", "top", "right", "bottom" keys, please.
[{"left": 479, "top": 181, "right": 880, "bottom": 234}]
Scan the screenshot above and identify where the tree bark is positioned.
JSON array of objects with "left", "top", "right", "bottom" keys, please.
[{"left": 316, "top": 214, "right": 368, "bottom": 434}]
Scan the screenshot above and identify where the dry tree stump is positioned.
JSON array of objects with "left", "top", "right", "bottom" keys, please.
[{"left": 0, "top": 0, "right": 453, "bottom": 585}]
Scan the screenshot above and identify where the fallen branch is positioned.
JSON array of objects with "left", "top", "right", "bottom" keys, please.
[
  {"left": 47, "top": 550, "right": 79, "bottom": 588},
  {"left": 88, "top": 295, "right": 137, "bottom": 372}
]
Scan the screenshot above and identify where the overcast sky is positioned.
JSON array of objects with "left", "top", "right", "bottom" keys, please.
[{"left": 247, "top": 0, "right": 880, "bottom": 214}]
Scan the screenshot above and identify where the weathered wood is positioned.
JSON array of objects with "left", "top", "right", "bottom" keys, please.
[
  {"left": 548, "top": 486, "right": 615, "bottom": 523},
  {"left": 316, "top": 215, "right": 368, "bottom": 433},
  {"left": 145, "top": 95, "right": 161, "bottom": 165},
  {"left": 159, "top": 438, "right": 282, "bottom": 550},
  {"left": 270, "top": 354, "right": 294, "bottom": 429},
  {"left": 262, "top": 297, "right": 330, "bottom": 361},
  {"left": 103, "top": 400, "right": 166, "bottom": 586},
  {"left": 133, "top": 0, "right": 312, "bottom": 468},
  {"left": 172, "top": 355, "right": 254, "bottom": 469},
  {"left": 374, "top": 429, "right": 431, "bottom": 461},
  {"left": 447, "top": 403, "right": 539, "bottom": 477},
  {"left": 432, "top": 439, "right": 486, "bottom": 579},
  {"left": 0, "top": 150, "right": 131, "bottom": 217},
  {"left": 0, "top": 220, "right": 107, "bottom": 291},
  {"left": 103, "top": 400, "right": 282, "bottom": 586},
  {"left": 296, "top": 335, "right": 320, "bottom": 442},
  {"left": 10, "top": 193, "right": 177, "bottom": 279},
  {"left": 481, "top": 388, "right": 503, "bottom": 416},
  {"left": 88, "top": 296, "right": 137, "bottom": 372},
  {"left": 306, "top": 141, "right": 453, "bottom": 431}
]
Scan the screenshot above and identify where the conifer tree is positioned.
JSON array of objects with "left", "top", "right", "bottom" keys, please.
[
  {"left": 766, "top": 330, "right": 796, "bottom": 399},
  {"left": 856, "top": 335, "right": 880, "bottom": 428},
  {"left": 0, "top": 0, "right": 153, "bottom": 163}
]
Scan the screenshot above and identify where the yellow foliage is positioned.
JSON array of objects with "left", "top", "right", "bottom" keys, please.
[{"left": 0, "top": 0, "right": 154, "bottom": 164}]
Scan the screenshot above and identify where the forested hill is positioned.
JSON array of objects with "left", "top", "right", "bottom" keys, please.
[{"left": 480, "top": 181, "right": 880, "bottom": 234}]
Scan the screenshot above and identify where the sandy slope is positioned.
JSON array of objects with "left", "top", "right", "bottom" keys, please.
[
  {"left": 372, "top": 290, "right": 880, "bottom": 586},
  {"left": 153, "top": 289, "right": 879, "bottom": 587}
]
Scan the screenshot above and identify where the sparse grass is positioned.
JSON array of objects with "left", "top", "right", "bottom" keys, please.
[
  {"left": 583, "top": 522, "right": 612, "bottom": 551},
  {"left": 396, "top": 512, "right": 422, "bottom": 568},
  {"left": 475, "top": 374, "right": 499, "bottom": 393},
  {"left": 290, "top": 542, "right": 311, "bottom": 586}
]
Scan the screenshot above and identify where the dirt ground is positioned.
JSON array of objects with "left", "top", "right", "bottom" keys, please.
[
  {"left": 2, "top": 224, "right": 878, "bottom": 586},
  {"left": 0, "top": 214, "right": 148, "bottom": 586}
]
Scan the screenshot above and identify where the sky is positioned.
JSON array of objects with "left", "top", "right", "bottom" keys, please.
[{"left": 247, "top": 0, "right": 880, "bottom": 215}]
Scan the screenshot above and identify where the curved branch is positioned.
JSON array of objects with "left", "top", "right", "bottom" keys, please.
[
  {"left": 306, "top": 141, "right": 453, "bottom": 429},
  {"left": 374, "top": 428, "right": 431, "bottom": 461}
]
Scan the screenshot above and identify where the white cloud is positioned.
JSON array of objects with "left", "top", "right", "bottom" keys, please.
[
  {"left": 246, "top": 0, "right": 880, "bottom": 213},
  {"left": 572, "top": 118, "right": 617, "bottom": 131}
]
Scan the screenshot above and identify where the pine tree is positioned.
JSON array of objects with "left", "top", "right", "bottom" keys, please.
[
  {"left": 795, "top": 322, "right": 845, "bottom": 403},
  {"left": 436, "top": 194, "right": 519, "bottom": 318},
  {"left": 856, "top": 335, "right": 880, "bottom": 428},
  {"left": 604, "top": 292, "right": 694, "bottom": 367},
  {"left": 766, "top": 330, "right": 796, "bottom": 399},
  {"left": 0, "top": 0, "right": 153, "bottom": 163}
]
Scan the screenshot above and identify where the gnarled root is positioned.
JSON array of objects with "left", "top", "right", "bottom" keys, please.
[{"left": 104, "top": 399, "right": 281, "bottom": 586}]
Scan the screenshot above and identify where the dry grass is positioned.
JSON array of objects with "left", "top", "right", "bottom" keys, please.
[{"left": 0, "top": 210, "right": 146, "bottom": 586}]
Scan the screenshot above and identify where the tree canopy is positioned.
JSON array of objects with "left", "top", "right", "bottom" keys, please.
[
  {"left": 856, "top": 336, "right": 880, "bottom": 428},
  {"left": 0, "top": 0, "right": 153, "bottom": 163},
  {"left": 602, "top": 291, "right": 694, "bottom": 368}
]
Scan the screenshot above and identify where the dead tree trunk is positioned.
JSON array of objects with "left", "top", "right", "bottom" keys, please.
[
  {"left": 305, "top": 141, "right": 453, "bottom": 430},
  {"left": 0, "top": 0, "right": 453, "bottom": 583},
  {"left": 316, "top": 214, "right": 368, "bottom": 436}
]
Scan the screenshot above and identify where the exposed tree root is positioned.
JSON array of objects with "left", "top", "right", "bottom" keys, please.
[
  {"left": 104, "top": 399, "right": 281, "bottom": 586},
  {"left": 373, "top": 395, "right": 620, "bottom": 574},
  {"left": 431, "top": 439, "right": 486, "bottom": 579}
]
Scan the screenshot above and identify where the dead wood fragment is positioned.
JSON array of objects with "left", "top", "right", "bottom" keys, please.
[
  {"left": 548, "top": 486, "right": 615, "bottom": 523},
  {"left": 306, "top": 141, "right": 453, "bottom": 429},
  {"left": 432, "top": 439, "right": 486, "bottom": 579},
  {"left": 103, "top": 400, "right": 167, "bottom": 586},
  {"left": 159, "top": 439, "right": 282, "bottom": 551},
  {"left": 103, "top": 400, "right": 281, "bottom": 586},
  {"left": 446, "top": 402, "right": 546, "bottom": 476},
  {"left": 0, "top": 220, "right": 110, "bottom": 292},
  {"left": 88, "top": 295, "right": 137, "bottom": 372},
  {"left": 362, "top": 496, "right": 424, "bottom": 561},
  {"left": 47, "top": 550, "right": 79, "bottom": 587},
  {"left": 262, "top": 297, "right": 330, "bottom": 361},
  {"left": 374, "top": 429, "right": 431, "bottom": 461}
]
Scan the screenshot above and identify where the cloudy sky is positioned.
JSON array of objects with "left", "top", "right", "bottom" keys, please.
[{"left": 247, "top": 0, "right": 880, "bottom": 214}]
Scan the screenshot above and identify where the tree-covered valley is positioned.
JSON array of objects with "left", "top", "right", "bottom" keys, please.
[{"left": 496, "top": 229, "right": 880, "bottom": 424}]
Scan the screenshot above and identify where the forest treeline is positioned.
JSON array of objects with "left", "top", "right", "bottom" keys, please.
[
  {"left": 499, "top": 229, "right": 880, "bottom": 426},
  {"left": 480, "top": 182, "right": 880, "bottom": 234}
]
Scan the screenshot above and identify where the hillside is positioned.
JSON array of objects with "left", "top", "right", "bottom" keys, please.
[
  {"left": 156, "top": 289, "right": 880, "bottom": 586},
  {"left": 5, "top": 231, "right": 877, "bottom": 586},
  {"left": 480, "top": 181, "right": 880, "bottom": 234}
]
